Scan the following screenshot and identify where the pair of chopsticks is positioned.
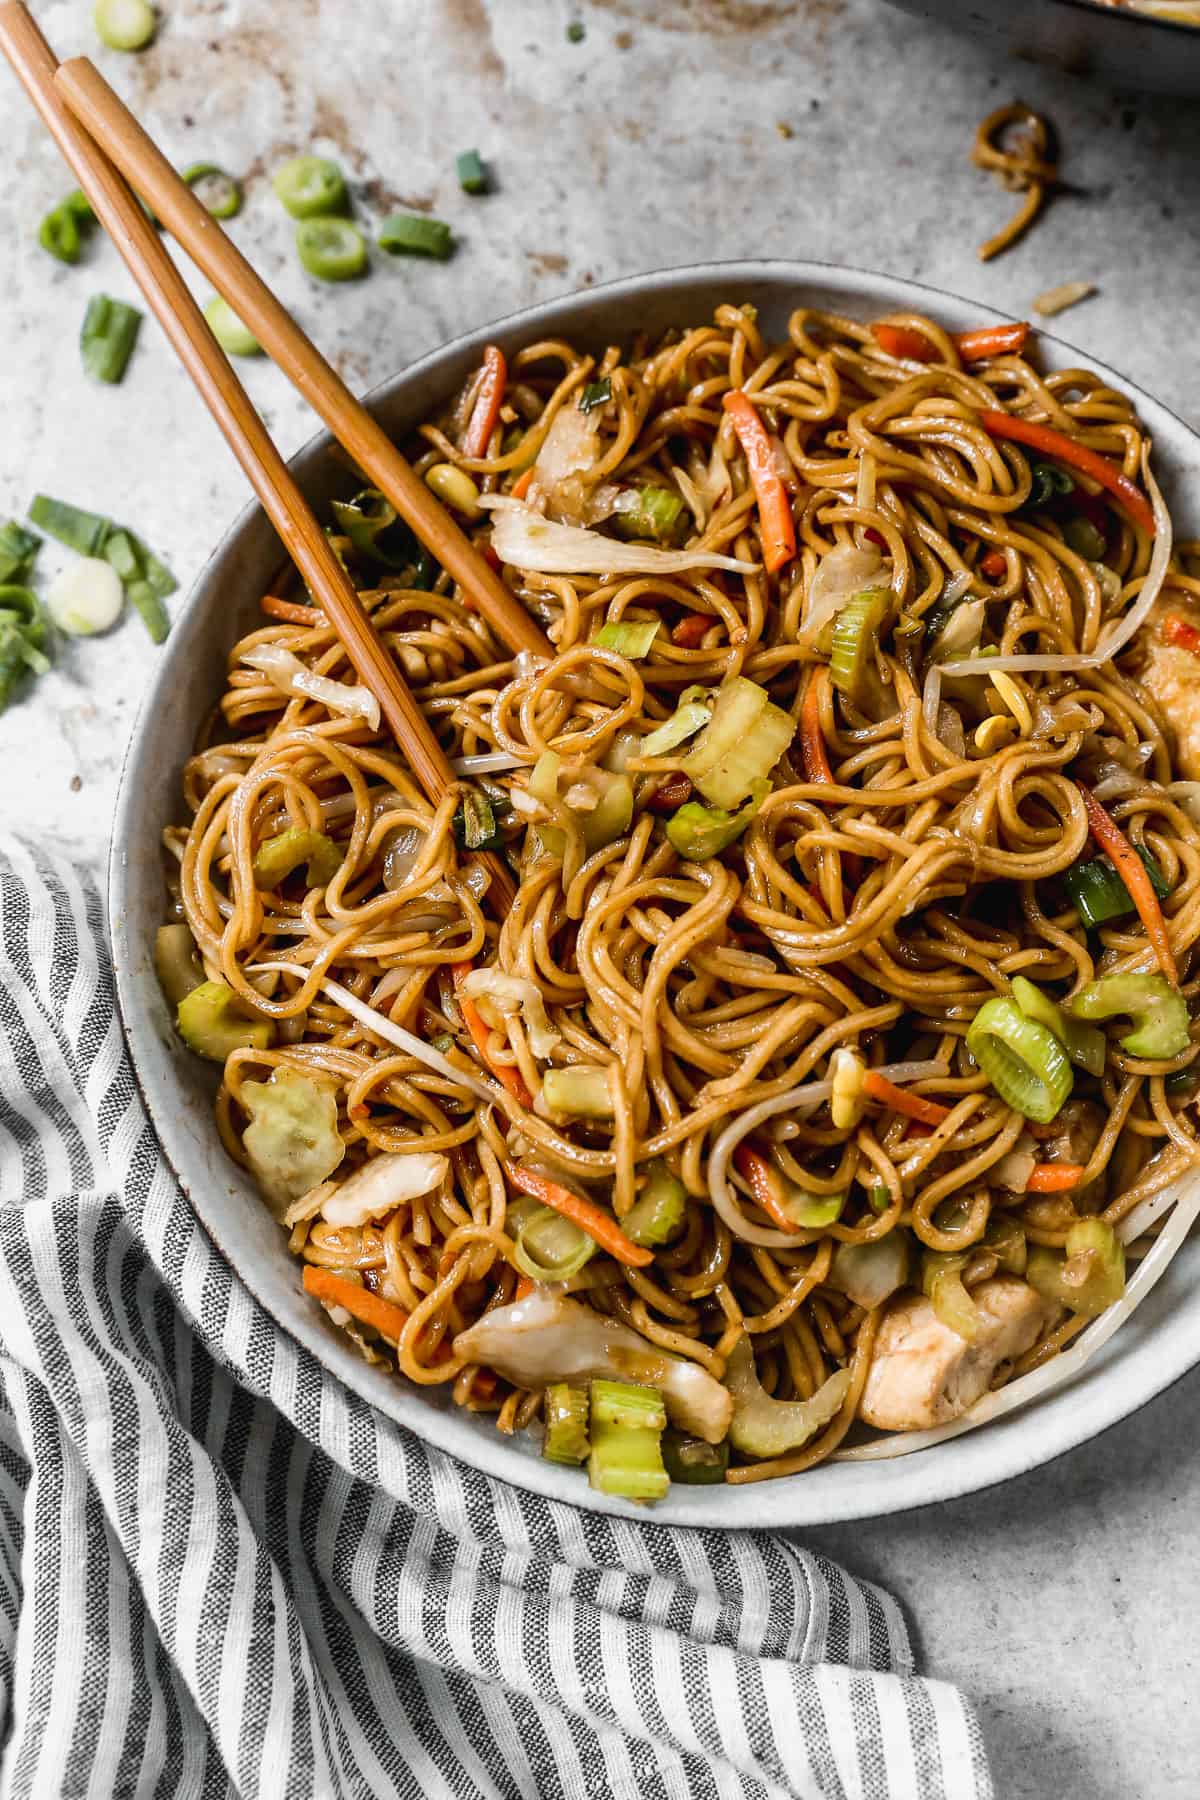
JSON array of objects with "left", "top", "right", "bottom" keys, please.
[{"left": 0, "top": 1, "right": 551, "bottom": 914}]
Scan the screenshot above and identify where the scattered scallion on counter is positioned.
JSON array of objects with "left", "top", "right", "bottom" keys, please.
[
  {"left": 272, "top": 155, "right": 347, "bottom": 220},
  {"left": 28, "top": 495, "right": 109, "bottom": 555},
  {"left": 80, "top": 294, "right": 143, "bottom": 384},
  {"left": 46, "top": 557, "right": 124, "bottom": 636},
  {"left": 377, "top": 213, "right": 454, "bottom": 260},
  {"left": 0, "top": 584, "right": 51, "bottom": 714},
  {"left": 181, "top": 162, "right": 243, "bottom": 220},
  {"left": 566, "top": 19, "right": 586, "bottom": 41},
  {"left": 0, "top": 522, "right": 40, "bottom": 585},
  {"left": 203, "top": 295, "right": 262, "bottom": 357},
  {"left": 39, "top": 201, "right": 86, "bottom": 264},
  {"left": 92, "top": 0, "right": 157, "bottom": 52},
  {"left": 28, "top": 495, "right": 177, "bottom": 642},
  {"left": 456, "top": 148, "right": 488, "bottom": 195},
  {"left": 294, "top": 217, "right": 367, "bottom": 281}
]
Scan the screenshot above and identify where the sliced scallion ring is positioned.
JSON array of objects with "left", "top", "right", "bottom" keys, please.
[
  {"left": 45, "top": 557, "right": 124, "bottom": 637},
  {"left": 294, "top": 217, "right": 367, "bottom": 282},
  {"left": 203, "top": 295, "right": 262, "bottom": 357},
  {"left": 181, "top": 163, "right": 243, "bottom": 220},
  {"left": 93, "top": 0, "right": 156, "bottom": 51},
  {"left": 272, "top": 155, "right": 347, "bottom": 219},
  {"left": 966, "top": 996, "right": 1073, "bottom": 1123}
]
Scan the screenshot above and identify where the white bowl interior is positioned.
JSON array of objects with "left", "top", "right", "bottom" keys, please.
[{"left": 110, "top": 261, "right": 1200, "bottom": 1525}]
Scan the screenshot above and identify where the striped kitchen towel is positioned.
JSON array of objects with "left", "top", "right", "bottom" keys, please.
[{"left": 0, "top": 834, "right": 993, "bottom": 1800}]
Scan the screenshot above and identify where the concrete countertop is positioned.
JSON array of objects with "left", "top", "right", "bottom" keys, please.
[{"left": 1, "top": 2, "right": 1196, "bottom": 1794}]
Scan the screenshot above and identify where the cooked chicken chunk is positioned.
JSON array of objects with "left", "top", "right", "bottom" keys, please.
[
  {"left": 1127, "top": 599, "right": 1200, "bottom": 779},
  {"left": 859, "top": 1276, "right": 1054, "bottom": 1432}
]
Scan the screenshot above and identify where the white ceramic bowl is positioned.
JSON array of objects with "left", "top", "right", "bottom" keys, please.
[{"left": 110, "top": 261, "right": 1200, "bottom": 1526}]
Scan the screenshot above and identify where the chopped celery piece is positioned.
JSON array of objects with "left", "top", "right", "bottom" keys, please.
[
  {"left": 590, "top": 1380, "right": 666, "bottom": 1432},
  {"left": 378, "top": 213, "right": 454, "bottom": 259},
  {"left": 682, "top": 675, "right": 794, "bottom": 808},
  {"left": 922, "top": 1252, "right": 980, "bottom": 1342},
  {"left": 830, "top": 586, "right": 891, "bottom": 706},
  {"left": 639, "top": 689, "right": 711, "bottom": 758},
  {"left": 612, "top": 484, "right": 687, "bottom": 545},
  {"left": 331, "top": 489, "right": 413, "bottom": 567},
  {"left": 1069, "top": 972, "right": 1190, "bottom": 1061},
  {"left": 666, "top": 781, "right": 766, "bottom": 861},
  {"left": 783, "top": 1190, "right": 847, "bottom": 1228},
  {"left": 542, "top": 1384, "right": 589, "bottom": 1464},
  {"left": 153, "top": 923, "right": 204, "bottom": 1009},
  {"left": 582, "top": 772, "right": 633, "bottom": 853},
  {"left": 725, "top": 1336, "right": 851, "bottom": 1458},
  {"left": 1063, "top": 846, "right": 1169, "bottom": 928},
  {"left": 1027, "top": 1217, "right": 1124, "bottom": 1318},
  {"left": 176, "top": 980, "right": 274, "bottom": 1062},
  {"left": 966, "top": 996, "right": 1073, "bottom": 1123},
  {"left": 624, "top": 1161, "right": 687, "bottom": 1246},
  {"left": 253, "top": 827, "right": 343, "bottom": 889},
  {"left": 272, "top": 155, "right": 347, "bottom": 219},
  {"left": 1011, "top": 975, "right": 1106, "bottom": 1078},
  {"left": 456, "top": 148, "right": 488, "bottom": 195},
  {"left": 593, "top": 618, "right": 660, "bottom": 658},
  {"left": 588, "top": 1414, "right": 669, "bottom": 1501},
  {"left": 661, "top": 1429, "right": 729, "bottom": 1484},
  {"left": 453, "top": 791, "right": 504, "bottom": 852},
  {"left": 529, "top": 750, "right": 560, "bottom": 805},
  {"left": 541, "top": 1066, "right": 613, "bottom": 1117},
  {"left": 241, "top": 1065, "right": 345, "bottom": 1208},
  {"left": 513, "top": 1206, "right": 595, "bottom": 1281}
]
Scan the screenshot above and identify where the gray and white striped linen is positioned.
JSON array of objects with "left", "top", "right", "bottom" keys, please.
[{"left": 0, "top": 835, "right": 993, "bottom": 1799}]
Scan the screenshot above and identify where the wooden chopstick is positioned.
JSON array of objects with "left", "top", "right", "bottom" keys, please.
[
  {"left": 0, "top": 1, "right": 515, "bottom": 912},
  {"left": 53, "top": 54, "right": 553, "bottom": 665}
]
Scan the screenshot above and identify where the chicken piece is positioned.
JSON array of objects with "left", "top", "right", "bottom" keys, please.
[
  {"left": 1127, "top": 599, "right": 1200, "bottom": 779},
  {"left": 860, "top": 1276, "right": 1054, "bottom": 1432}
]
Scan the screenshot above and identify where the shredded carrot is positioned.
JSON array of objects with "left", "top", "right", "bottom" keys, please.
[
  {"left": 463, "top": 344, "right": 507, "bottom": 460},
  {"left": 1076, "top": 782, "right": 1176, "bottom": 984},
  {"left": 800, "top": 665, "right": 834, "bottom": 784},
  {"left": 511, "top": 466, "right": 535, "bottom": 501},
  {"left": 1163, "top": 612, "right": 1200, "bottom": 658},
  {"left": 872, "top": 322, "right": 1030, "bottom": 364},
  {"left": 508, "top": 1164, "right": 653, "bottom": 1268},
  {"left": 451, "top": 962, "right": 534, "bottom": 1106},
  {"left": 980, "top": 550, "right": 1007, "bottom": 580},
  {"left": 261, "top": 594, "right": 326, "bottom": 624},
  {"left": 672, "top": 611, "right": 713, "bottom": 648},
  {"left": 302, "top": 1265, "right": 411, "bottom": 1342},
  {"left": 862, "top": 1071, "right": 952, "bottom": 1128},
  {"left": 1027, "top": 1161, "right": 1086, "bottom": 1193},
  {"left": 979, "top": 410, "right": 1155, "bottom": 538},
  {"left": 732, "top": 1142, "right": 802, "bottom": 1234},
  {"left": 513, "top": 1275, "right": 535, "bottom": 1301},
  {"left": 722, "top": 389, "right": 796, "bottom": 575}
]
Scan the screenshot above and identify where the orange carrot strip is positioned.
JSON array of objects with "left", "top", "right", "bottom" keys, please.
[
  {"left": 261, "top": 594, "right": 327, "bottom": 624},
  {"left": 862, "top": 1072, "right": 952, "bottom": 1127},
  {"left": 872, "top": 322, "right": 1029, "bottom": 364},
  {"left": 514, "top": 1274, "right": 536, "bottom": 1300},
  {"left": 980, "top": 550, "right": 1007, "bottom": 580},
  {"left": 722, "top": 389, "right": 796, "bottom": 575},
  {"left": 452, "top": 962, "right": 534, "bottom": 1106},
  {"left": 508, "top": 1164, "right": 653, "bottom": 1267},
  {"left": 1076, "top": 781, "right": 1176, "bottom": 984},
  {"left": 800, "top": 665, "right": 834, "bottom": 784},
  {"left": 732, "top": 1142, "right": 802, "bottom": 1235},
  {"left": 511, "top": 466, "right": 535, "bottom": 501},
  {"left": 1026, "top": 1162, "right": 1087, "bottom": 1193},
  {"left": 1163, "top": 612, "right": 1200, "bottom": 658},
  {"left": 979, "top": 410, "right": 1155, "bottom": 537},
  {"left": 672, "top": 611, "right": 713, "bottom": 648},
  {"left": 303, "top": 1265, "right": 411, "bottom": 1342},
  {"left": 463, "top": 344, "right": 507, "bottom": 460}
]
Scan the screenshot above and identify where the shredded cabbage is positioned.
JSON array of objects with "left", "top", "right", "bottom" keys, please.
[
  {"left": 242, "top": 1065, "right": 345, "bottom": 1212},
  {"left": 801, "top": 543, "right": 891, "bottom": 650},
  {"left": 480, "top": 497, "right": 757, "bottom": 576},
  {"left": 320, "top": 1151, "right": 449, "bottom": 1227},
  {"left": 241, "top": 643, "right": 380, "bottom": 732},
  {"left": 460, "top": 967, "right": 560, "bottom": 1059}
]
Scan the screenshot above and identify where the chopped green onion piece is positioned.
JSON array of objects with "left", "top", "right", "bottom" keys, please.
[
  {"left": 582, "top": 772, "right": 633, "bottom": 853},
  {"left": 28, "top": 495, "right": 109, "bottom": 555},
  {"left": 453, "top": 791, "right": 504, "bottom": 852},
  {"left": 0, "top": 587, "right": 52, "bottom": 711},
  {"left": 512, "top": 1205, "right": 596, "bottom": 1282},
  {"left": 590, "top": 1380, "right": 666, "bottom": 1432},
  {"left": 593, "top": 618, "right": 660, "bottom": 659},
  {"left": 177, "top": 980, "right": 273, "bottom": 1062},
  {"left": 1028, "top": 461, "right": 1074, "bottom": 507},
  {"left": 612, "top": 484, "right": 687, "bottom": 546},
  {"left": 830, "top": 586, "right": 892, "bottom": 707},
  {"left": 566, "top": 18, "right": 586, "bottom": 41},
  {"left": 456, "top": 148, "right": 488, "bottom": 195},
  {"left": 1062, "top": 847, "right": 1170, "bottom": 929},
  {"left": 1063, "top": 515, "right": 1106, "bottom": 561},
  {"left": 666, "top": 781, "right": 767, "bottom": 861},
  {"left": 126, "top": 578, "right": 169, "bottom": 644},
  {"left": 64, "top": 190, "right": 95, "bottom": 222},
  {"left": 1069, "top": 972, "right": 1190, "bottom": 1061},
  {"left": 1010, "top": 975, "right": 1106, "bottom": 1078},
  {"left": 181, "top": 163, "right": 243, "bottom": 219},
  {"left": 922, "top": 1252, "right": 980, "bottom": 1342},
  {"left": 588, "top": 1413, "right": 669, "bottom": 1501},
  {"left": 542, "top": 1384, "right": 590, "bottom": 1465},
  {"left": 295, "top": 217, "right": 367, "bottom": 281},
  {"left": 1027, "top": 1217, "right": 1124, "bottom": 1318},
  {"left": 153, "top": 923, "right": 204, "bottom": 1010},
  {"left": 966, "top": 996, "right": 1073, "bottom": 1123},
  {"left": 682, "top": 675, "right": 794, "bottom": 809},
  {"left": 101, "top": 529, "right": 141, "bottom": 584},
  {"left": 93, "top": 0, "right": 156, "bottom": 52},
  {"left": 867, "top": 1183, "right": 891, "bottom": 1215},
  {"left": 46, "top": 557, "right": 123, "bottom": 636},
  {"left": 984, "top": 1214, "right": 1027, "bottom": 1276},
  {"left": 253, "top": 827, "right": 343, "bottom": 890},
  {"left": 38, "top": 203, "right": 85, "bottom": 264},
  {"left": 623, "top": 1160, "right": 687, "bottom": 1246},
  {"left": 541, "top": 1066, "right": 614, "bottom": 1118},
  {"left": 640, "top": 689, "right": 711, "bottom": 758},
  {"left": 272, "top": 155, "right": 347, "bottom": 219},
  {"left": 330, "top": 489, "right": 412, "bottom": 567},
  {"left": 578, "top": 378, "right": 612, "bottom": 414},
  {"left": 203, "top": 295, "right": 262, "bottom": 357},
  {"left": 80, "top": 294, "right": 142, "bottom": 384},
  {"left": 377, "top": 213, "right": 454, "bottom": 260},
  {"left": 660, "top": 1429, "right": 729, "bottom": 1485},
  {"left": 0, "top": 522, "right": 40, "bottom": 585}
]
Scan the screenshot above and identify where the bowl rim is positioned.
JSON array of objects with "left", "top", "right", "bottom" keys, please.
[{"left": 109, "top": 256, "right": 1200, "bottom": 1527}]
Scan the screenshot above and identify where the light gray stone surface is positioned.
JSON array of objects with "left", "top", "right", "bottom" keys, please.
[{"left": 1, "top": 3, "right": 1197, "bottom": 1795}]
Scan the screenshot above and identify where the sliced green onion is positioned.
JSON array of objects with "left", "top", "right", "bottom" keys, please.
[
  {"left": 1027, "top": 1217, "right": 1124, "bottom": 1318},
  {"left": 830, "top": 586, "right": 891, "bottom": 706},
  {"left": 1010, "top": 975, "right": 1106, "bottom": 1078},
  {"left": 93, "top": 0, "right": 156, "bottom": 52},
  {"left": 591, "top": 1380, "right": 666, "bottom": 1432},
  {"left": 1028, "top": 461, "right": 1074, "bottom": 507},
  {"left": 566, "top": 18, "right": 586, "bottom": 41},
  {"left": 295, "top": 218, "right": 367, "bottom": 281},
  {"left": 612, "top": 484, "right": 687, "bottom": 546},
  {"left": 203, "top": 295, "right": 262, "bottom": 357},
  {"left": 922, "top": 1252, "right": 980, "bottom": 1342},
  {"left": 0, "top": 522, "right": 40, "bottom": 585},
  {"left": 1063, "top": 515, "right": 1106, "bottom": 561},
  {"left": 966, "top": 995, "right": 1073, "bottom": 1123},
  {"left": 181, "top": 163, "right": 243, "bottom": 219},
  {"left": 272, "top": 155, "right": 346, "bottom": 219},
  {"left": 1069, "top": 972, "right": 1190, "bottom": 1061},
  {"left": 578, "top": 378, "right": 611, "bottom": 414},
  {"left": 0, "top": 588, "right": 52, "bottom": 711},
  {"left": 456, "top": 148, "right": 488, "bottom": 195},
  {"left": 666, "top": 781, "right": 766, "bottom": 861},
  {"left": 624, "top": 1161, "right": 687, "bottom": 1246},
  {"left": 330, "top": 489, "right": 412, "bottom": 567},
  {"left": 377, "top": 213, "right": 454, "bottom": 260},
  {"left": 45, "top": 557, "right": 123, "bottom": 636},
  {"left": 38, "top": 203, "right": 84, "bottom": 264},
  {"left": 252, "top": 827, "right": 342, "bottom": 889},
  {"left": 984, "top": 1214, "right": 1027, "bottom": 1276},
  {"left": 660, "top": 1428, "right": 729, "bottom": 1485},
  {"left": 512, "top": 1205, "right": 596, "bottom": 1282},
  {"left": 639, "top": 688, "right": 711, "bottom": 758},
  {"left": 97, "top": 523, "right": 176, "bottom": 641},
  {"left": 541, "top": 1066, "right": 614, "bottom": 1118},
  {"left": 80, "top": 294, "right": 142, "bottom": 384},
  {"left": 682, "top": 675, "right": 794, "bottom": 809},
  {"left": 176, "top": 980, "right": 273, "bottom": 1062},
  {"left": 1062, "top": 847, "right": 1170, "bottom": 929},
  {"left": 153, "top": 923, "right": 204, "bottom": 1010},
  {"left": 582, "top": 772, "right": 633, "bottom": 853},
  {"left": 542, "top": 1384, "right": 589, "bottom": 1465},
  {"left": 28, "top": 495, "right": 109, "bottom": 555},
  {"left": 126, "top": 578, "right": 169, "bottom": 644},
  {"left": 593, "top": 618, "right": 660, "bottom": 659},
  {"left": 453, "top": 790, "right": 504, "bottom": 852}
]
